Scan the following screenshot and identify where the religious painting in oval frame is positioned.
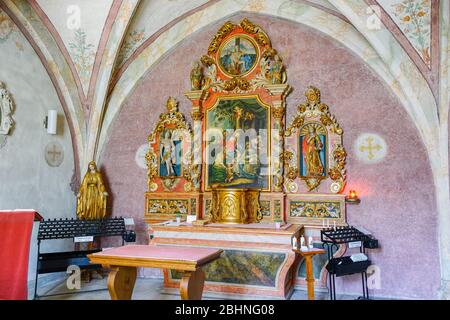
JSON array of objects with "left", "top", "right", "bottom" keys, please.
[{"left": 217, "top": 34, "right": 259, "bottom": 77}]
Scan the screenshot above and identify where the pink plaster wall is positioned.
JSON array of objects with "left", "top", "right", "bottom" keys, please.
[{"left": 101, "top": 13, "right": 440, "bottom": 299}]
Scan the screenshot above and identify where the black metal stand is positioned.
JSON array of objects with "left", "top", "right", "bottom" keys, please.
[
  {"left": 34, "top": 217, "right": 133, "bottom": 300},
  {"left": 321, "top": 226, "right": 378, "bottom": 300}
]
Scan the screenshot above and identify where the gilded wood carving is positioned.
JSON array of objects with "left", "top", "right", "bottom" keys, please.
[
  {"left": 146, "top": 97, "right": 193, "bottom": 192},
  {"left": 285, "top": 87, "right": 347, "bottom": 193},
  {"left": 144, "top": 18, "right": 349, "bottom": 226}
]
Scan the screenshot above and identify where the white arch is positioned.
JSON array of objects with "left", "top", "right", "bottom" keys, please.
[
  {"left": 4, "top": 0, "right": 86, "bottom": 168},
  {"left": 84, "top": 0, "right": 141, "bottom": 172}
]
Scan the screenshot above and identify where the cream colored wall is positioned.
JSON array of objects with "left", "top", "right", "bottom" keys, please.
[{"left": 0, "top": 8, "right": 76, "bottom": 282}]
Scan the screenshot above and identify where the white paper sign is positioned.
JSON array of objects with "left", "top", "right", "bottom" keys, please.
[
  {"left": 349, "top": 241, "right": 362, "bottom": 248},
  {"left": 186, "top": 215, "right": 197, "bottom": 223},
  {"left": 74, "top": 236, "right": 94, "bottom": 243},
  {"left": 124, "top": 218, "right": 135, "bottom": 226}
]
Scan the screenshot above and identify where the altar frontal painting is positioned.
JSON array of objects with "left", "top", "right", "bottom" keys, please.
[{"left": 205, "top": 97, "right": 270, "bottom": 190}]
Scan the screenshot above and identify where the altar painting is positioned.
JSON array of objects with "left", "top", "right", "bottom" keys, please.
[{"left": 205, "top": 97, "right": 270, "bottom": 190}]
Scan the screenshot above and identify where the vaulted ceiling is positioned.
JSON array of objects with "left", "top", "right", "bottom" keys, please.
[{"left": 0, "top": 0, "right": 446, "bottom": 178}]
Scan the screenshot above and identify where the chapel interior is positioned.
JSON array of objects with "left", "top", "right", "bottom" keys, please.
[{"left": 1, "top": 0, "right": 450, "bottom": 301}]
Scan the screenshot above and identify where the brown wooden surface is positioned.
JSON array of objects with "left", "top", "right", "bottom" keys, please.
[
  {"left": 106, "top": 265, "right": 137, "bottom": 300},
  {"left": 294, "top": 248, "right": 326, "bottom": 300},
  {"left": 179, "top": 269, "right": 205, "bottom": 300},
  {"left": 88, "top": 245, "right": 222, "bottom": 300}
]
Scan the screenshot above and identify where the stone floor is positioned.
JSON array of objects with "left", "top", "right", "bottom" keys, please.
[{"left": 32, "top": 276, "right": 361, "bottom": 300}]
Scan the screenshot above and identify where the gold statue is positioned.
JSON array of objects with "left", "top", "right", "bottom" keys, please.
[
  {"left": 166, "top": 96, "right": 178, "bottom": 113},
  {"left": 270, "top": 54, "right": 285, "bottom": 84},
  {"left": 76, "top": 161, "right": 108, "bottom": 220},
  {"left": 190, "top": 61, "right": 203, "bottom": 90}
]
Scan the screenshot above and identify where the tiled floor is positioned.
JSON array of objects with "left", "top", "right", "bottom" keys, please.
[{"left": 32, "top": 276, "right": 359, "bottom": 300}]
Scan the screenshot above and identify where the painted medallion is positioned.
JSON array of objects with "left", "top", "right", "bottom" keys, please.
[{"left": 218, "top": 35, "right": 258, "bottom": 77}]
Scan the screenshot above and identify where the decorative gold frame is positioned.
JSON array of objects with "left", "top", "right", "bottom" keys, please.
[
  {"left": 217, "top": 34, "right": 260, "bottom": 78},
  {"left": 285, "top": 87, "right": 346, "bottom": 193},
  {"left": 286, "top": 193, "right": 346, "bottom": 226},
  {"left": 146, "top": 97, "right": 193, "bottom": 192}
]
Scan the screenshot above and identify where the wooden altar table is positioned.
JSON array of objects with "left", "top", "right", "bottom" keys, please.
[
  {"left": 150, "top": 224, "right": 304, "bottom": 299},
  {"left": 88, "top": 244, "right": 222, "bottom": 300}
]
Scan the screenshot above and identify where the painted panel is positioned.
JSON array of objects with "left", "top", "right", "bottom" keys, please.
[
  {"left": 205, "top": 97, "right": 270, "bottom": 190},
  {"left": 171, "top": 249, "right": 286, "bottom": 287}
]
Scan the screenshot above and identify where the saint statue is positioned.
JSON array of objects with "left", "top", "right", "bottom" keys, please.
[
  {"left": 76, "top": 161, "right": 108, "bottom": 220},
  {"left": 201, "top": 55, "right": 217, "bottom": 89},
  {"left": 303, "top": 126, "right": 324, "bottom": 177},
  {"left": 270, "top": 54, "right": 284, "bottom": 84},
  {"left": 0, "top": 81, "right": 15, "bottom": 135},
  {"left": 159, "top": 130, "right": 177, "bottom": 176},
  {"left": 190, "top": 61, "right": 203, "bottom": 90}
]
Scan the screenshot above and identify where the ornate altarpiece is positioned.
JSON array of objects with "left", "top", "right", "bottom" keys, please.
[
  {"left": 144, "top": 19, "right": 347, "bottom": 227},
  {"left": 143, "top": 18, "right": 349, "bottom": 299}
]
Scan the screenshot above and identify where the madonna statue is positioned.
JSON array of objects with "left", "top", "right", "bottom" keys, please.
[{"left": 76, "top": 161, "right": 109, "bottom": 220}]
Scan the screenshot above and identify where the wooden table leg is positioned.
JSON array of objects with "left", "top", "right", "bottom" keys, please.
[
  {"left": 107, "top": 266, "right": 137, "bottom": 300},
  {"left": 304, "top": 255, "right": 315, "bottom": 300},
  {"left": 179, "top": 268, "right": 205, "bottom": 300}
]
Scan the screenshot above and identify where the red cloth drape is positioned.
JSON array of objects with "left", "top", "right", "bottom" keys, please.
[{"left": 0, "top": 211, "right": 36, "bottom": 300}]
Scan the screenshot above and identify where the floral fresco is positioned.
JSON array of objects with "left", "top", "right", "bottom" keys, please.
[
  {"left": 0, "top": 9, "right": 15, "bottom": 43},
  {"left": 68, "top": 28, "right": 96, "bottom": 93},
  {"left": 116, "top": 28, "right": 146, "bottom": 69},
  {"left": 389, "top": 0, "right": 432, "bottom": 66},
  {"left": 0, "top": 9, "right": 23, "bottom": 51}
]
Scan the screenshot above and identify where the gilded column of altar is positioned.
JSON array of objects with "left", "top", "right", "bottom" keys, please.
[
  {"left": 185, "top": 90, "right": 207, "bottom": 192},
  {"left": 266, "top": 84, "right": 291, "bottom": 192}
]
